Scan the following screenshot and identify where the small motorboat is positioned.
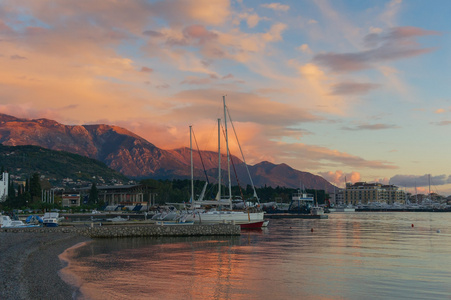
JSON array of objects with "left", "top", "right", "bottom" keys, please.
[
  {"left": 1, "top": 215, "right": 40, "bottom": 228},
  {"left": 42, "top": 212, "right": 61, "bottom": 227}
]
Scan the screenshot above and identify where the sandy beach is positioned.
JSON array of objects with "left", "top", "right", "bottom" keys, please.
[{"left": 0, "top": 231, "right": 90, "bottom": 300}]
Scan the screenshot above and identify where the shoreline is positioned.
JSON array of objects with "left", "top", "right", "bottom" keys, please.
[{"left": 0, "top": 232, "right": 90, "bottom": 300}]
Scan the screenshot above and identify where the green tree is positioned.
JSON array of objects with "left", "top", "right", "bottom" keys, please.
[
  {"left": 30, "top": 172, "right": 42, "bottom": 203},
  {"left": 8, "top": 180, "right": 15, "bottom": 199},
  {"left": 89, "top": 182, "right": 99, "bottom": 204}
]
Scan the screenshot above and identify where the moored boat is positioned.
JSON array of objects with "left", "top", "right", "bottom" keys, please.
[
  {"left": 240, "top": 221, "right": 265, "bottom": 229},
  {"left": 185, "top": 96, "right": 267, "bottom": 228},
  {"left": 155, "top": 220, "right": 194, "bottom": 226},
  {"left": 106, "top": 216, "right": 129, "bottom": 222},
  {"left": 310, "top": 206, "right": 325, "bottom": 215},
  {"left": 42, "top": 212, "right": 60, "bottom": 227},
  {"left": 1, "top": 215, "right": 41, "bottom": 228},
  {"left": 264, "top": 189, "right": 328, "bottom": 219}
]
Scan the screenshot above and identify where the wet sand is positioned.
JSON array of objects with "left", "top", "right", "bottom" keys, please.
[{"left": 0, "top": 231, "right": 90, "bottom": 300}]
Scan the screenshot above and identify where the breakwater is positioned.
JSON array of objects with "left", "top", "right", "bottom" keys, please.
[{"left": 0, "top": 224, "right": 241, "bottom": 238}]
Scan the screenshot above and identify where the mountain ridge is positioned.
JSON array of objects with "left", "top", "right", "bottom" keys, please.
[{"left": 0, "top": 113, "right": 336, "bottom": 191}]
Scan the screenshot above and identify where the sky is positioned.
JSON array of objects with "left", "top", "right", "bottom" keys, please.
[{"left": 0, "top": 0, "right": 450, "bottom": 195}]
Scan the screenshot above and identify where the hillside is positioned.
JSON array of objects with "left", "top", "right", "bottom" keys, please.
[{"left": 0, "top": 144, "right": 129, "bottom": 185}]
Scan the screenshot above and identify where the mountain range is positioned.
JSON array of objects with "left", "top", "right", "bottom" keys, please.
[{"left": 0, "top": 113, "right": 336, "bottom": 191}]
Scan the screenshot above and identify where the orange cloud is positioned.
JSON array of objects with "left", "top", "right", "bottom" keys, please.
[
  {"left": 297, "top": 44, "right": 312, "bottom": 54},
  {"left": 0, "top": 0, "right": 425, "bottom": 189},
  {"left": 318, "top": 170, "right": 362, "bottom": 187}
]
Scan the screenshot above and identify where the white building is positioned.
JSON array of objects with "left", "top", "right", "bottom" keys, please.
[{"left": 0, "top": 172, "right": 9, "bottom": 202}]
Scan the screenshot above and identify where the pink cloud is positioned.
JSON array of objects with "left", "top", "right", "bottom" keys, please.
[
  {"left": 180, "top": 76, "right": 213, "bottom": 85},
  {"left": 314, "top": 26, "right": 440, "bottom": 72},
  {"left": 10, "top": 55, "right": 27, "bottom": 60},
  {"left": 140, "top": 66, "right": 153, "bottom": 73},
  {"left": 150, "top": 0, "right": 231, "bottom": 26},
  {"left": 183, "top": 25, "right": 218, "bottom": 44},
  {"left": 330, "top": 81, "right": 380, "bottom": 95},
  {"left": 143, "top": 30, "right": 164, "bottom": 38},
  {"left": 341, "top": 123, "right": 399, "bottom": 131}
]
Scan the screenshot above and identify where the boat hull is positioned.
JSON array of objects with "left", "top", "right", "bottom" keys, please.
[
  {"left": 187, "top": 211, "right": 265, "bottom": 225},
  {"left": 240, "top": 221, "right": 265, "bottom": 229}
]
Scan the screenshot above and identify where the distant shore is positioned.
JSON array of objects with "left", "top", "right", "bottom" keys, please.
[{"left": 0, "top": 231, "right": 90, "bottom": 299}]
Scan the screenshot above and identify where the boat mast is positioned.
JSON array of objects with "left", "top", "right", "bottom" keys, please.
[
  {"left": 223, "top": 96, "right": 232, "bottom": 202},
  {"left": 190, "top": 125, "right": 194, "bottom": 204},
  {"left": 225, "top": 105, "right": 260, "bottom": 203},
  {"left": 415, "top": 181, "right": 417, "bottom": 203},
  {"left": 217, "top": 118, "right": 221, "bottom": 200}
]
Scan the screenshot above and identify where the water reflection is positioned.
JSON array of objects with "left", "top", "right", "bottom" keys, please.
[{"left": 61, "top": 213, "right": 451, "bottom": 299}]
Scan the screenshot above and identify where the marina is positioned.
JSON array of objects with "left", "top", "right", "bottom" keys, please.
[
  {"left": 2, "top": 1, "right": 451, "bottom": 299},
  {"left": 184, "top": 96, "right": 266, "bottom": 228}
]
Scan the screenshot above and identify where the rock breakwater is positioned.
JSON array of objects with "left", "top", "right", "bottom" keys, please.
[{"left": 0, "top": 224, "right": 241, "bottom": 238}]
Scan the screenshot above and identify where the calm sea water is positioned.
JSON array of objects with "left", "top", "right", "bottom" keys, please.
[{"left": 59, "top": 212, "right": 451, "bottom": 300}]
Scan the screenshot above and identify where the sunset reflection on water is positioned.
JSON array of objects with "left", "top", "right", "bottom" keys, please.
[{"left": 61, "top": 213, "right": 451, "bottom": 299}]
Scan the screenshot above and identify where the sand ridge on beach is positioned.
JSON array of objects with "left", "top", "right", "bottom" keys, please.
[{"left": 0, "top": 232, "right": 90, "bottom": 300}]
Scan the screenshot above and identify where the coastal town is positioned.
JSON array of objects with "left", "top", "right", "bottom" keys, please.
[{"left": 2, "top": 168, "right": 451, "bottom": 222}]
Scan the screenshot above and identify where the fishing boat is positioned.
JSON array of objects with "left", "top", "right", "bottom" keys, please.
[{"left": 186, "top": 96, "right": 267, "bottom": 228}]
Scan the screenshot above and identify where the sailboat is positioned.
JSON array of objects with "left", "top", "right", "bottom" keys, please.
[{"left": 186, "top": 96, "right": 266, "bottom": 228}]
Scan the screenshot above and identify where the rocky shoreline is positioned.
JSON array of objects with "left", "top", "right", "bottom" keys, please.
[
  {"left": 0, "top": 232, "right": 90, "bottom": 300},
  {"left": 0, "top": 223, "right": 241, "bottom": 299}
]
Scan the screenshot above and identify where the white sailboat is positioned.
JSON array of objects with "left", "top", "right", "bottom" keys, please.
[{"left": 186, "top": 96, "right": 266, "bottom": 228}]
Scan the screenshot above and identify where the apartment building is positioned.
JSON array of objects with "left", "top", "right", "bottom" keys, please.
[{"left": 344, "top": 182, "right": 406, "bottom": 205}]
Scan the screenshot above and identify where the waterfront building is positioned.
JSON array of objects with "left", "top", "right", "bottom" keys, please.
[
  {"left": 344, "top": 182, "right": 406, "bottom": 206},
  {"left": 62, "top": 192, "right": 80, "bottom": 207},
  {"left": 329, "top": 189, "right": 344, "bottom": 206},
  {"left": 78, "top": 184, "right": 155, "bottom": 210},
  {"left": 0, "top": 172, "right": 8, "bottom": 202}
]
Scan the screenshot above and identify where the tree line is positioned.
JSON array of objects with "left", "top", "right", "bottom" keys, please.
[
  {"left": 141, "top": 179, "right": 329, "bottom": 205},
  {"left": 1, "top": 173, "right": 329, "bottom": 211}
]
